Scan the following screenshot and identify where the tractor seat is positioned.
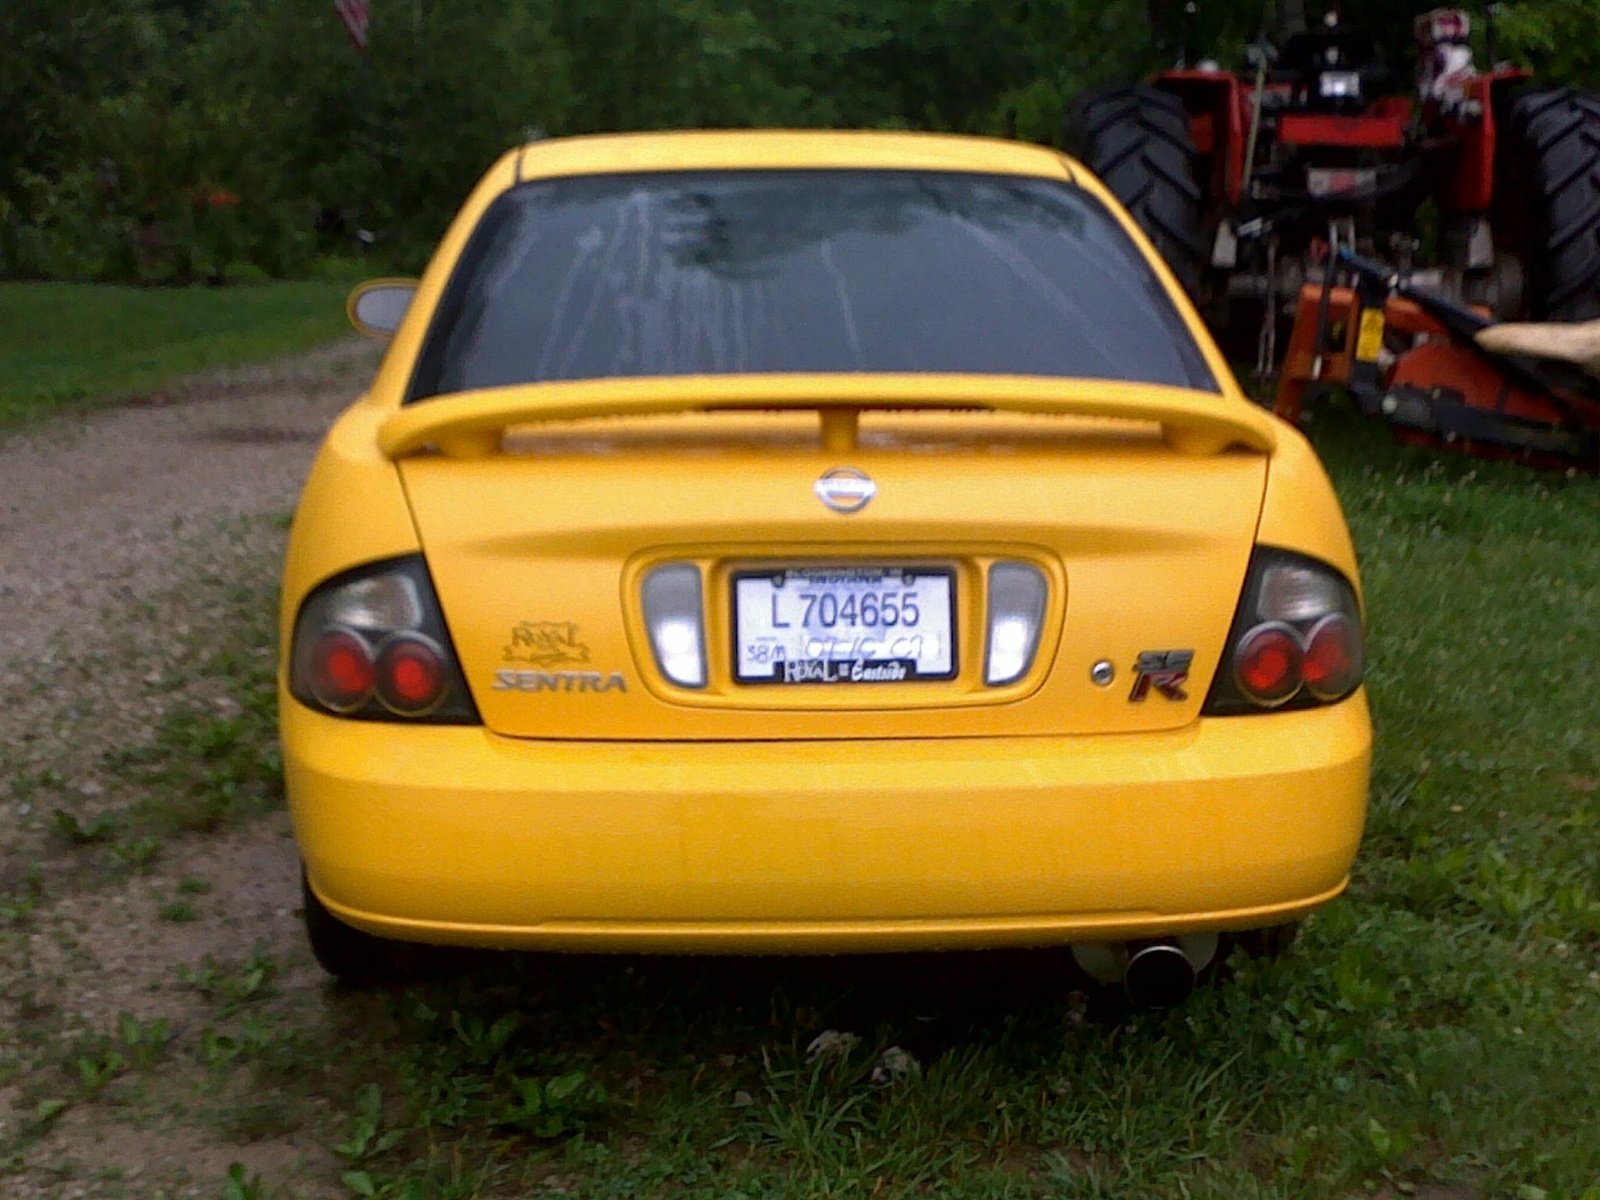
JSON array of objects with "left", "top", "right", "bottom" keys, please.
[
  {"left": 1476, "top": 320, "right": 1600, "bottom": 380},
  {"left": 1273, "top": 29, "right": 1392, "bottom": 93},
  {"left": 1278, "top": 29, "right": 1385, "bottom": 74}
]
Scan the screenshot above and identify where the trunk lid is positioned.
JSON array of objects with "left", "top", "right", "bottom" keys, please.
[{"left": 397, "top": 406, "right": 1268, "bottom": 740}]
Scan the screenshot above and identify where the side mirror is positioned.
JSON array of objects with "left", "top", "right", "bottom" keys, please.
[{"left": 347, "top": 279, "right": 418, "bottom": 339}]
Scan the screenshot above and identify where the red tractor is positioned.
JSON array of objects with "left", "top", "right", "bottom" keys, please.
[{"left": 1066, "top": 6, "right": 1600, "bottom": 470}]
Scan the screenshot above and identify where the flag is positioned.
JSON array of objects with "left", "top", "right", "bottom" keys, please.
[{"left": 335, "top": 0, "right": 370, "bottom": 51}]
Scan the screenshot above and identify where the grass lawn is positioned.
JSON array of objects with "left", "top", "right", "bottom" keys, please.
[
  {"left": 0, "top": 280, "right": 355, "bottom": 426},
  {"left": 205, "top": 405, "right": 1600, "bottom": 1199},
  {"left": 4, "top": 391, "right": 1597, "bottom": 1198}
]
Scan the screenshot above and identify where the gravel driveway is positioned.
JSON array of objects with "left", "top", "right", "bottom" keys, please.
[
  {"left": 0, "top": 338, "right": 378, "bottom": 666},
  {"left": 0, "top": 339, "right": 382, "bottom": 1198}
]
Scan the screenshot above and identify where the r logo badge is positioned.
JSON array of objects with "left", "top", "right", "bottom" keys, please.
[{"left": 1129, "top": 650, "right": 1193, "bottom": 702}]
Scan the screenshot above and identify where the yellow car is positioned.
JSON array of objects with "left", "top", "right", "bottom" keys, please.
[{"left": 282, "top": 130, "right": 1370, "bottom": 1003}]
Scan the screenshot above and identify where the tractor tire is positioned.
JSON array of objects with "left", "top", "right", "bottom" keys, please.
[
  {"left": 1504, "top": 87, "right": 1600, "bottom": 322},
  {"left": 1064, "top": 84, "right": 1205, "bottom": 297}
]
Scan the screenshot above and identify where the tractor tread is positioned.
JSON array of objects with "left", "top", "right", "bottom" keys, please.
[
  {"left": 1064, "top": 84, "right": 1204, "bottom": 296},
  {"left": 1507, "top": 87, "right": 1600, "bottom": 321}
]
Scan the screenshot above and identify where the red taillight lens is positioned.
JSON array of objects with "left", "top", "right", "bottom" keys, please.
[
  {"left": 376, "top": 634, "right": 447, "bottom": 715},
  {"left": 1203, "top": 549, "right": 1364, "bottom": 717},
  {"left": 289, "top": 557, "right": 478, "bottom": 724},
  {"left": 1234, "top": 623, "right": 1303, "bottom": 706},
  {"left": 1302, "top": 614, "right": 1362, "bottom": 700},
  {"left": 310, "top": 629, "right": 376, "bottom": 712}
]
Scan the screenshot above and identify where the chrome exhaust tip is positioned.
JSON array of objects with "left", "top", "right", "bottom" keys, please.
[
  {"left": 1070, "top": 934, "right": 1216, "bottom": 1008},
  {"left": 1122, "top": 942, "right": 1196, "bottom": 1009}
]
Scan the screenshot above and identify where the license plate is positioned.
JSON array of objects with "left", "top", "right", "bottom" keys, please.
[
  {"left": 732, "top": 566, "right": 956, "bottom": 684},
  {"left": 1307, "top": 167, "right": 1377, "bottom": 198}
]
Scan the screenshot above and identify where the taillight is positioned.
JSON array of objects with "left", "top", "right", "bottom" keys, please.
[
  {"left": 1203, "top": 549, "right": 1364, "bottom": 716},
  {"left": 1234, "top": 623, "right": 1303, "bottom": 706},
  {"left": 375, "top": 634, "right": 448, "bottom": 715},
  {"left": 309, "top": 628, "right": 377, "bottom": 712},
  {"left": 289, "top": 557, "right": 479, "bottom": 723},
  {"left": 1302, "top": 613, "right": 1362, "bottom": 700}
]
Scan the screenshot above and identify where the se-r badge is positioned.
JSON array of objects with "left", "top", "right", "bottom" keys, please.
[{"left": 1129, "top": 650, "right": 1193, "bottom": 702}]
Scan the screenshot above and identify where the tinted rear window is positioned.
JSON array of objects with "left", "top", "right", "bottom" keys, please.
[{"left": 408, "top": 169, "right": 1216, "bottom": 400}]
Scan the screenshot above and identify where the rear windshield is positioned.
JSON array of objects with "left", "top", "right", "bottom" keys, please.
[{"left": 408, "top": 169, "right": 1216, "bottom": 400}]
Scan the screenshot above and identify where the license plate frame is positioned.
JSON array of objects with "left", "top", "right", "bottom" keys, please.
[{"left": 731, "top": 565, "right": 958, "bottom": 685}]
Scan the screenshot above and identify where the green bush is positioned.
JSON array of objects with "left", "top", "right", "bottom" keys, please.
[{"left": 9, "top": 0, "right": 1600, "bottom": 283}]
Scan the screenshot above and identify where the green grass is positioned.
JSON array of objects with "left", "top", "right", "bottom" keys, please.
[
  {"left": 175, "top": 399, "right": 1595, "bottom": 1200},
  {"left": 0, "top": 281, "right": 355, "bottom": 426},
  {"left": 8, "top": 401, "right": 1600, "bottom": 1199}
]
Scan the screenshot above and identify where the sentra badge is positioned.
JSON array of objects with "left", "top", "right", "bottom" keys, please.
[
  {"left": 493, "top": 670, "right": 627, "bottom": 694},
  {"left": 1129, "top": 650, "right": 1193, "bottom": 702},
  {"left": 814, "top": 467, "right": 876, "bottom": 514}
]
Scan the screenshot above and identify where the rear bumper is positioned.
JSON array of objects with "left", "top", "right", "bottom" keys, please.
[{"left": 285, "top": 693, "right": 1371, "bottom": 952}]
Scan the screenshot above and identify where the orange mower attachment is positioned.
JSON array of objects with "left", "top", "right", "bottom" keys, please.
[{"left": 1274, "top": 249, "right": 1600, "bottom": 472}]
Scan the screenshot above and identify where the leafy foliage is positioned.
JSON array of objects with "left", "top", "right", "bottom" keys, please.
[
  {"left": 1497, "top": 0, "right": 1600, "bottom": 83},
  {"left": 28, "top": 0, "right": 1600, "bottom": 280}
]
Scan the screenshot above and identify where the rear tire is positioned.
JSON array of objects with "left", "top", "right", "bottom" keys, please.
[
  {"left": 1503, "top": 87, "right": 1600, "bottom": 321},
  {"left": 1064, "top": 84, "right": 1205, "bottom": 297},
  {"left": 301, "top": 869, "right": 407, "bottom": 985}
]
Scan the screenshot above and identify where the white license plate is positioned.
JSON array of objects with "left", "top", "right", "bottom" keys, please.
[
  {"left": 1307, "top": 167, "right": 1377, "bottom": 198},
  {"left": 733, "top": 566, "right": 956, "bottom": 684}
]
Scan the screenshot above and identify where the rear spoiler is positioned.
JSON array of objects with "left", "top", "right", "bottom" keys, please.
[{"left": 376, "top": 374, "right": 1278, "bottom": 460}]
